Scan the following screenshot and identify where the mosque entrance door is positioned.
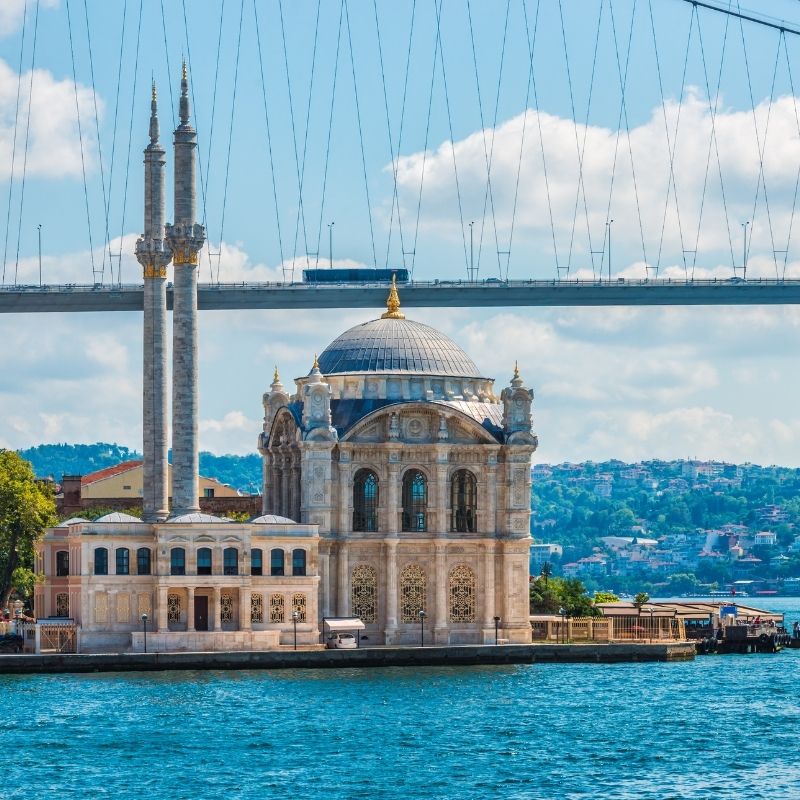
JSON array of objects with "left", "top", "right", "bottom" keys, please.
[{"left": 195, "top": 596, "right": 209, "bottom": 631}]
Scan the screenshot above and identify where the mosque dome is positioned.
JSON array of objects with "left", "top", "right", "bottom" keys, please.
[
  {"left": 95, "top": 512, "right": 141, "bottom": 523},
  {"left": 250, "top": 514, "right": 296, "bottom": 524},
  {"left": 167, "top": 512, "right": 232, "bottom": 524}
]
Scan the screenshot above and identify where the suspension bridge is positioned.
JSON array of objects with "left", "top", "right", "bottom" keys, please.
[{"left": 3, "top": 0, "right": 800, "bottom": 310}]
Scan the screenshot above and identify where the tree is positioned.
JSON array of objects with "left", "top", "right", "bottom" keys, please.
[
  {"left": 530, "top": 575, "right": 600, "bottom": 617},
  {"left": 540, "top": 562, "right": 552, "bottom": 587},
  {"left": 633, "top": 592, "right": 650, "bottom": 610},
  {"left": 593, "top": 591, "right": 619, "bottom": 604},
  {"left": 0, "top": 451, "right": 57, "bottom": 608}
]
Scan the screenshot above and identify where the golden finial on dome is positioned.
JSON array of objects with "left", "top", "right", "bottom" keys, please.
[
  {"left": 313, "top": 353, "right": 319, "bottom": 369},
  {"left": 513, "top": 360, "right": 520, "bottom": 379},
  {"left": 381, "top": 273, "right": 405, "bottom": 319},
  {"left": 273, "top": 365, "right": 280, "bottom": 382}
]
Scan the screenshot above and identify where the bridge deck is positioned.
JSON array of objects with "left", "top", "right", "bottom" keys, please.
[{"left": 1, "top": 278, "right": 799, "bottom": 312}]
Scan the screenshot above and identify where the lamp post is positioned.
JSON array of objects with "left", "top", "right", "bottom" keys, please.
[
  {"left": 292, "top": 610, "right": 300, "bottom": 651},
  {"left": 419, "top": 609, "right": 426, "bottom": 647},
  {"left": 559, "top": 607, "right": 567, "bottom": 644},
  {"left": 493, "top": 615, "right": 501, "bottom": 646},
  {"left": 141, "top": 613, "right": 148, "bottom": 653}
]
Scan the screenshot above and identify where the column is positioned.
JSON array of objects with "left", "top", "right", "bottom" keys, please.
[
  {"left": 384, "top": 539, "right": 398, "bottom": 643},
  {"left": 187, "top": 586, "right": 195, "bottom": 632},
  {"left": 435, "top": 465, "right": 448, "bottom": 534},
  {"left": 212, "top": 586, "right": 221, "bottom": 631},
  {"left": 337, "top": 543, "right": 349, "bottom": 617},
  {"left": 434, "top": 543, "right": 448, "bottom": 644},
  {"left": 240, "top": 588, "right": 252, "bottom": 631},
  {"left": 482, "top": 542, "right": 496, "bottom": 644},
  {"left": 158, "top": 585, "right": 168, "bottom": 631}
]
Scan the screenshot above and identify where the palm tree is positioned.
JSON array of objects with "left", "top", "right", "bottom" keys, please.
[
  {"left": 633, "top": 592, "right": 649, "bottom": 641},
  {"left": 541, "top": 562, "right": 552, "bottom": 588}
]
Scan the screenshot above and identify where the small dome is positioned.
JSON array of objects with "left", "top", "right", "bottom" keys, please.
[
  {"left": 95, "top": 512, "right": 141, "bottom": 523},
  {"left": 166, "top": 512, "right": 232, "bottom": 524},
  {"left": 317, "top": 317, "right": 483, "bottom": 378},
  {"left": 250, "top": 514, "right": 296, "bottom": 524},
  {"left": 56, "top": 517, "right": 89, "bottom": 527}
]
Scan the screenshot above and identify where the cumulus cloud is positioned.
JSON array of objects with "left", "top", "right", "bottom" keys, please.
[{"left": 0, "top": 0, "right": 58, "bottom": 38}]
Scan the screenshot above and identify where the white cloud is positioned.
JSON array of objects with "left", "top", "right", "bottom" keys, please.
[{"left": 0, "top": 0, "right": 58, "bottom": 38}]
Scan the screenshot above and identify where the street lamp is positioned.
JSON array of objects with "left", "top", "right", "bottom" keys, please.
[
  {"left": 419, "top": 609, "right": 426, "bottom": 647},
  {"left": 141, "top": 613, "right": 148, "bottom": 653},
  {"left": 292, "top": 610, "right": 300, "bottom": 651},
  {"left": 493, "top": 615, "right": 501, "bottom": 646},
  {"left": 559, "top": 607, "right": 567, "bottom": 644}
]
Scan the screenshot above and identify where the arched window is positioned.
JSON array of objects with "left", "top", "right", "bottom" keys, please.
[
  {"left": 94, "top": 548, "right": 108, "bottom": 576},
  {"left": 56, "top": 550, "right": 69, "bottom": 577},
  {"left": 270, "top": 548, "right": 285, "bottom": 577},
  {"left": 223, "top": 547, "right": 239, "bottom": 576},
  {"left": 137, "top": 548, "right": 151, "bottom": 576},
  {"left": 197, "top": 547, "right": 212, "bottom": 575},
  {"left": 351, "top": 564, "right": 377, "bottom": 623},
  {"left": 353, "top": 469, "right": 379, "bottom": 531},
  {"left": 400, "top": 564, "right": 426, "bottom": 623},
  {"left": 451, "top": 470, "right": 478, "bottom": 533},
  {"left": 449, "top": 564, "right": 476, "bottom": 623},
  {"left": 251, "top": 548, "right": 263, "bottom": 576},
  {"left": 402, "top": 470, "right": 427, "bottom": 532},
  {"left": 115, "top": 548, "right": 130, "bottom": 575},
  {"left": 170, "top": 548, "right": 186, "bottom": 576},
  {"left": 292, "top": 548, "right": 306, "bottom": 576}
]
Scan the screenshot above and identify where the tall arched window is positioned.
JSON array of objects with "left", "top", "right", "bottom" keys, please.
[
  {"left": 223, "top": 547, "right": 239, "bottom": 576},
  {"left": 353, "top": 469, "right": 379, "bottom": 531},
  {"left": 451, "top": 470, "right": 478, "bottom": 533},
  {"left": 351, "top": 564, "right": 377, "bottom": 623},
  {"left": 402, "top": 470, "right": 427, "bottom": 532},
  {"left": 197, "top": 547, "right": 212, "bottom": 575},
  {"left": 137, "top": 548, "right": 151, "bottom": 576},
  {"left": 115, "top": 548, "right": 130, "bottom": 575},
  {"left": 170, "top": 548, "right": 186, "bottom": 576},
  {"left": 270, "top": 548, "right": 285, "bottom": 577},
  {"left": 400, "top": 564, "right": 426, "bottom": 623},
  {"left": 448, "top": 564, "right": 476, "bottom": 623},
  {"left": 94, "top": 547, "right": 108, "bottom": 576},
  {"left": 251, "top": 548, "right": 263, "bottom": 576},
  {"left": 56, "top": 550, "right": 69, "bottom": 577}
]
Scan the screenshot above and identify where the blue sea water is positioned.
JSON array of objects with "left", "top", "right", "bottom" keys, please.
[{"left": 3, "top": 599, "right": 800, "bottom": 800}]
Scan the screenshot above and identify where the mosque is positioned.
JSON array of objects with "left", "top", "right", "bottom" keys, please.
[{"left": 34, "top": 69, "right": 538, "bottom": 652}]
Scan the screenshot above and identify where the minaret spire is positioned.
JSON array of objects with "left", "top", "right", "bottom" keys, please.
[
  {"left": 149, "top": 81, "right": 159, "bottom": 145},
  {"left": 179, "top": 59, "right": 190, "bottom": 125}
]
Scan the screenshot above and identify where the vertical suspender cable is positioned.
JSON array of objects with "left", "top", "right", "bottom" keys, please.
[
  {"left": 2, "top": 0, "right": 27, "bottom": 286},
  {"left": 781, "top": 35, "right": 800, "bottom": 278},
  {"left": 159, "top": 0, "right": 176, "bottom": 129}
]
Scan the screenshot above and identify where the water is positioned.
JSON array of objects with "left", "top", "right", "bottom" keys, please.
[{"left": 3, "top": 602, "right": 800, "bottom": 799}]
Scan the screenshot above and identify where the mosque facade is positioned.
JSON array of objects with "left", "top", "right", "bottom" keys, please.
[{"left": 33, "top": 70, "right": 537, "bottom": 652}]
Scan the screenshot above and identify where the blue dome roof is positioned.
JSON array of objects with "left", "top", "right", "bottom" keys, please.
[{"left": 317, "top": 317, "right": 483, "bottom": 378}]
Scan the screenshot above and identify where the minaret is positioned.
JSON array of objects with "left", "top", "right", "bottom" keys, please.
[
  {"left": 135, "top": 83, "right": 171, "bottom": 521},
  {"left": 165, "top": 63, "right": 205, "bottom": 516}
]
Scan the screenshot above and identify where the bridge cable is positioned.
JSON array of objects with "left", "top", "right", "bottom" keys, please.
[
  {"left": 467, "top": 0, "right": 509, "bottom": 279},
  {"left": 252, "top": 0, "right": 285, "bottom": 269},
  {"left": 409, "top": 0, "right": 443, "bottom": 280},
  {"left": 159, "top": 0, "right": 175, "bottom": 129},
  {"left": 116, "top": 0, "right": 143, "bottom": 286},
  {"left": 522, "top": 0, "right": 560, "bottom": 277},
  {"left": 780, "top": 34, "right": 800, "bottom": 278},
  {"left": 344, "top": 0, "right": 378, "bottom": 269},
  {"left": 82, "top": 0, "right": 111, "bottom": 285},
  {"left": 63, "top": 0, "right": 99, "bottom": 285},
  {"left": 2, "top": 0, "right": 27, "bottom": 286},
  {"left": 649, "top": 0, "right": 692, "bottom": 278},
  {"left": 216, "top": 0, "right": 245, "bottom": 285},
  {"left": 559, "top": 0, "right": 602, "bottom": 279},
  {"left": 739, "top": 8, "right": 781, "bottom": 278},
  {"left": 374, "top": 0, "right": 414, "bottom": 271},
  {"left": 313, "top": 2, "right": 344, "bottom": 270}
]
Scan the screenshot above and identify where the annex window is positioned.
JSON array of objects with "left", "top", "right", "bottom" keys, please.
[
  {"left": 223, "top": 548, "right": 239, "bottom": 576},
  {"left": 94, "top": 547, "right": 108, "bottom": 576},
  {"left": 251, "top": 593, "right": 264, "bottom": 624},
  {"left": 292, "top": 548, "right": 306, "bottom": 577},
  {"left": 292, "top": 593, "right": 307, "bottom": 623},
  {"left": 115, "top": 548, "right": 130, "bottom": 576},
  {"left": 270, "top": 548, "right": 285, "bottom": 577},
  {"left": 402, "top": 470, "right": 427, "bottom": 532},
  {"left": 269, "top": 593, "right": 285, "bottom": 623},
  {"left": 351, "top": 564, "right": 377, "bottom": 624},
  {"left": 197, "top": 547, "right": 212, "bottom": 576},
  {"left": 448, "top": 564, "right": 476, "bottom": 623},
  {"left": 203, "top": 488, "right": 215, "bottom": 498},
  {"left": 251, "top": 548, "right": 263, "bottom": 576},
  {"left": 56, "top": 550, "right": 69, "bottom": 577},
  {"left": 170, "top": 548, "right": 186, "bottom": 576},
  {"left": 220, "top": 592, "right": 234, "bottom": 624},
  {"left": 400, "top": 564, "right": 426, "bottom": 623},
  {"left": 167, "top": 593, "right": 182, "bottom": 623},
  {"left": 353, "top": 469, "right": 379, "bottom": 532},
  {"left": 451, "top": 470, "right": 478, "bottom": 533},
  {"left": 55, "top": 592, "right": 69, "bottom": 617},
  {"left": 136, "top": 547, "right": 151, "bottom": 576}
]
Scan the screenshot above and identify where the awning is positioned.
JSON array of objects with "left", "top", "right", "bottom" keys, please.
[{"left": 322, "top": 617, "right": 366, "bottom": 632}]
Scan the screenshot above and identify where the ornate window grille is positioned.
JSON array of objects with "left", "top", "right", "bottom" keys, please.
[
  {"left": 116, "top": 548, "right": 130, "bottom": 576},
  {"left": 270, "top": 593, "right": 285, "bottom": 623},
  {"left": 351, "top": 564, "right": 377, "bottom": 623},
  {"left": 117, "top": 592, "right": 130, "bottom": 623},
  {"left": 197, "top": 547, "right": 212, "bottom": 576},
  {"left": 56, "top": 550, "right": 69, "bottom": 577},
  {"left": 168, "top": 593, "right": 182, "bottom": 623},
  {"left": 448, "top": 564, "right": 476, "bottom": 623},
  {"left": 94, "top": 591, "right": 108, "bottom": 624},
  {"left": 138, "top": 592, "right": 151, "bottom": 618},
  {"left": 292, "top": 593, "right": 307, "bottom": 623},
  {"left": 401, "top": 471, "right": 427, "bottom": 532},
  {"left": 353, "top": 469, "right": 379, "bottom": 531},
  {"left": 137, "top": 547, "right": 151, "bottom": 576},
  {"left": 450, "top": 470, "right": 478, "bottom": 533},
  {"left": 170, "top": 548, "right": 186, "bottom": 576},
  {"left": 94, "top": 547, "right": 108, "bottom": 576},
  {"left": 400, "top": 564, "right": 426, "bottom": 623},
  {"left": 251, "top": 593, "right": 264, "bottom": 624},
  {"left": 55, "top": 593, "right": 69, "bottom": 617},
  {"left": 220, "top": 593, "right": 234, "bottom": 623}
]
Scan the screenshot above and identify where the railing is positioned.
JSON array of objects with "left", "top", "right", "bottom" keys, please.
[{"left": 532, "top": 615, "right": 685, "bottom": 643}]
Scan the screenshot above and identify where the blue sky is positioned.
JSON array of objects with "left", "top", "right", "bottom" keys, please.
[{"left": 1, "top": 0, "right": 800, "bottom": 466}]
